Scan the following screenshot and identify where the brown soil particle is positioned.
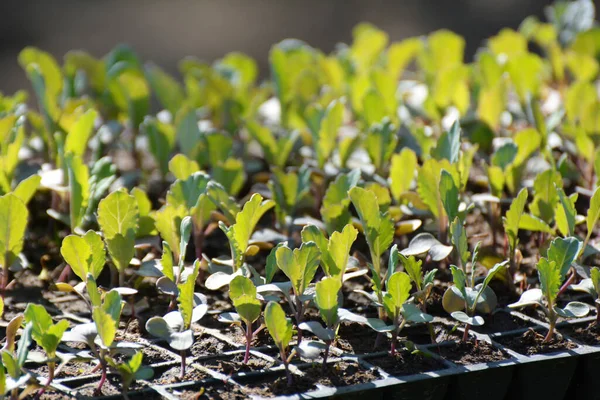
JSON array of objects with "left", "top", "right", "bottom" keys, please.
[
  {"left": 495, "top": 329, "right": 578, "bottom": 356},
  {"left": 190, "top": 335, "right": 237, "bottom": 357},
  {"left": 368, "top": 350, "right": 447, "bottom": 376},
  {"left": 152, "top": 365, "right": 208, "bottom": 385},
  {"left": 561, "top": 322, "right": 600, "bottom": 346},
  {"left": 435, "top": 340, "right": 510, "bottom": 365},
  {"left": 199, "top": 353, "right": 273, "bottom": 375}
]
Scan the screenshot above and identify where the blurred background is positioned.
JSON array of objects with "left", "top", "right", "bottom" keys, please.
[{"left": 0, "top": 0, "right": 576, "bottom": 94}]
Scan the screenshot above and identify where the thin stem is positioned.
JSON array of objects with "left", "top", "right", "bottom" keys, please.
[
  {"left": 427, "top": 322, "right": 436, "bottom": 344},
  {"left": 193, "top": 222, "right": 204, "bottom": 261},
  {"left": 34, "top": 361, "right": 55, "bottom": 400},
  {"left": 544, "top": 308, "right": 557, "bottom": 343},
  {"left": 295, "top": 296, "right": 304, "bottom": 344},
  {"left": 462, "top": 324, "right": 471, "bottom": 342},
  {"left": 596, "top": 301, "right": 600, "bottom": 325},
  {"left": 180, "top": 350, "right": 186, "bottom": 379},
  {"left": 243, "top": 322, "right": 252, "bottom": 364},
  {"left": 557, "top": 270, "right": 575, "bottom": 298},
  {"left": 95, "top": 362, "right": 107, "bottom": 395},
  {"left": 280, "top": 347, "right": 292, "bottom": 386}
]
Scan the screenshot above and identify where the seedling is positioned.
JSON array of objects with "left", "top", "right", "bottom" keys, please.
[
  {"left": 265, "top": 301, "right": 294, "bottom": 385},
  {"left": 349, "top": 186, "right": 394, "bottom": 318},
  {"left": 298, "top": 277, "right": 342, "bottom": 369},
  {"left": 510, "top": 238, "right": 590, "bottom": 342},
  {"left": 106, "top": 352, "right": 153, "bottom": 399},
  {"left": 1, "top": 317, "right": 36, "bottom": 400},
  {"left": 443, "top": 221, "right": 509, "bottom": 341},
  {"left": 146, "top": 260, "right": 207, "bottom": 379},
  {"left": 219, "top": 276, "right": 262, "bottom": 364},
  {"left": 23, "top": 304, "right": 69, "bottom": 398},
  {"left": 383, "top": 271, "right": 433, "bottom": 354},
  {"left": 97, "top": 189, "right": 140, "bottom": 287}
]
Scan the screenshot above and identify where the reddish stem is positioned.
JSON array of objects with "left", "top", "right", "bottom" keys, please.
[
  {"left": 557, "top": 271, "right": 576, "bottom": 299},
  {"left": 94, "top": 363, "right": 107, "bottom": 396},
  {"left": 180, "top": 350, "right": 186, "bottom": 379},
  {"left": 462, "top": 324, "right": 471, "bottom": 342}
]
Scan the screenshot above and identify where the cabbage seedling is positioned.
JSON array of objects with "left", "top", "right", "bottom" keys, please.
[
  {"left": 107, "top": 352, "right": 153, "bottom": 399},
  {"left": 219, "top": 276, "right": 262, "bottom": 364},
  {"left": 510, "top": 256, "right": 589, "bottom": 342},
  {"left": 298, "top": 277, "right": 341, "bottom": 369},
  {"left": 146, "top": 260, "right": 207, "bottom": 379},
  {"left": 23, "top": 304, "right": 69, "bottom": 399},
  {"left": 265, "top": 301, "right": 294, "bottom": 385},
  {"left": 383, "top": 271, "right": 433, "bottom": 354},
  {"left": 443, "top": 241, "right": 508, "bottom": 341},
  {"left": 0, "top": 316, "right": 35, "bottom": 400}
]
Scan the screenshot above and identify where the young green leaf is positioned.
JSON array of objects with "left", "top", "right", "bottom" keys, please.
[
  {"left": 64, "top": 109, "right": 98, "bottom": 158},
  {"left": 0, "top": 193, "right": 28, "bottom": 271},
  {"left": 265, "top": 301, "right": 293, "bottom": 351},
  {"left": 555, "top": 186, "right": 576, "bottom": 237},
  {"left": 385, "top": 271, "right": 412, "bottom": 312},
  {"left": 348, "top": 187, "right": 394, "bottom": 272},
  {"left": 220, "top": 193, "right": 274, "bottom": 271},
  {"left": 503, "top": 188, "right": 528, "bottom": 251},
  {"left": 12, "top": 175, "right": 41, "bottom": 206},
  {"left": 320, "top": 169, "right": 361, "bottom": 233},
  {"left": 315, "top": 277, "right": 342, "bottom": 327},
  {"left": 66, "top": 154, "right": 90, "bottom": 231},
  {"left": 547, "top": 237, "right": 583, "bottom": 279},
  {"left": 24, "top": 304, "right": 69, "bottom": 358},
  {"left": 276, "top": 242, "right": 321, "bottom": 296},
  {"left": 537, "top": 258, "right": 561, "bottom": 306},
  {"left": 586, "top": 186, "right": 600, "bottom": 243},
  {"left": 326, "top": 224, "right": 358, "bottom": 279},
  {"left": 439, "top": 169, "right": 460, "bottom": 223},
  {"left": 178, "top": 260, "right": 200, "bottom": 330},
  {"left": 431, "top": 120, "right": 461, "bottom": 164},
  {"left": 98, "top": 190, "right": 139, "bottom": 277},
  {"left": 398, "top": 254, "right": 423, "bottom": 290},
  {"left": 389, "top": 148, "right": 417, "bottom": 203}
]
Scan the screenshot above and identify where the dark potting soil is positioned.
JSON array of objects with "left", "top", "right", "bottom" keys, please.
[
  {"left": 236, "top": 361, "right": 380, "bottom": 397},
  {"left": 335, "top": 321, "right": 388, "bottom": 353},
  {"left": 560, "top": 321, "right": 600, "bottom": 346},
  {"left": 189, "top": 335, "right": 237, "bottom": 357},
  {"left": 368, "top": 349, "right": 447, "bottom": 376},
  {"left": 74, "top": 374, "right": 148, "bottom": 397},
  {"left": 434, "top": 340, "right": 510, "bottom": 365},
  {"left": 151, "top": 364, "right": 209, "bottom": 385},
  {"left": 471, "top": 311, "right": 533, "bottom": 334},
  {"left": 199, "top": 352, "right": 273, "bottom": 375},
  {"left": 402, "top": 323, "right": 461, "bottom": 344},
  {"left": 495, "top": 329, "right": 578, "bottom": 356}
]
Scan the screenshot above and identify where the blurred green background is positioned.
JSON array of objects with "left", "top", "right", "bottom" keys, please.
[{"left": 0, "top": 0, "right": 559, "bottom": 93}]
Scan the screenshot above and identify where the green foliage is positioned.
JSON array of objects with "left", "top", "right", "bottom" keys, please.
[
  {"left": 219, "top": 193, "right": 274, "bottom": 271},
  {"left": 276, "top": 241, "right": 321, "bottom": 296},
  {"left": 98, "top": 190, "right": 139, "bottom": 280},
  {"left": 265, "top": 301, "right": 293, "bottom": 351}
]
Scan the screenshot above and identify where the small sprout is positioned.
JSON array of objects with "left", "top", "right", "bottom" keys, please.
[
  {"left": 265, "top": 301, "right": 294, "bottom": 385},
  {"left": 23, "top": 304, "right": 69, "bottom": 398},
  {"left": 443, "top": 234, "right": 508, "bottom": 341},
  {"left": 383, "top": 271, "right": 433, "bottom": 354},
  {"left": 146, "top": 260, "right": 206, "bottom": 379},
  {"left": 510, "top": 255, "right": 589, "bottom": 342},
  {"left": 107, "top": 352, "right": 153, "bottom": 399},
  {"left": 298, "top": 277, "right": 341, "bottom": 369},
  {"left": 97, "top": 189, "right": 139, "bottom": 287},
  {"left": 349, "top": 187, "right": 394, "bottom": 318},
  {"left": 273, "top": 241, "right": 321, "bottom": 342},
  {"left": 225, "top": 276, "right": 262, "bottom": 364}
]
